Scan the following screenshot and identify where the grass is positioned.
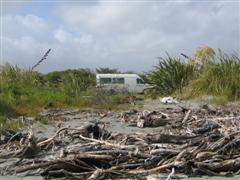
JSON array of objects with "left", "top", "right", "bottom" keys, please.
[
  {"left": 0, "top": 64, "right": 133, "bottom": 128},
  {"left": 179, "top": 54, "right": 240, "bottom": 101},
  {"left": 145, "top": 53, "right": 240, "bottom": 103},
  {"left": 209, "top": 96, "right": 228, "bottom": 106},
  {"left": 1, "top": 51, "right": 239, "bottom": 128},
  {"left": 143, "top": 56, "right": 196, "bottom": 98},
  {"left": 0, "top": 117, "right": 25, "bottom": 129},
  {"left": 89, "top": 88, "right": 134, "bottom": 110}
]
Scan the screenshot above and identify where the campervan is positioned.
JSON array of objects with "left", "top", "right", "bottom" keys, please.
[{"left": 96, "top": 74, "right": 149, "bottom": 93}]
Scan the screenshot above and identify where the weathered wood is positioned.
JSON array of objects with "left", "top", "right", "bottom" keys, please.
[
  {"left": 182, "top": 110, "right": 191, "bottom": 124},
  {"left": 1, "top": 106, "right": 240, "bottom": 179},
  {"left": 79, "top": 135, "right": 136, "bottom": 150},
  {"left": 145, "top": 134, "right": 200, "bottom": 144}
]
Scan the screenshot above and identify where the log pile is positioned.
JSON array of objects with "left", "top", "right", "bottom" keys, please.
[{"left": 1, "top": 105, "right": 240, "bottom": 179}]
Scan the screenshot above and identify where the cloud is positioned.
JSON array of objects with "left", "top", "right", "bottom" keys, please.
[
  {"left": 58, "top": 1, "right": 240, "bottom": 56},
  {"left": 3, "top": 14, "right": 48, "bottom": 40},
  {"left": 54, "top": 29, "right": 72, "bottom": 43},
  {"left": 1, "top": 1, "right": 240, "bottom": 73}
]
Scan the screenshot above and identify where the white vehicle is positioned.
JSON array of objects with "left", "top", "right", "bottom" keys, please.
[{"left": 96, "top": 74, "right": 149, "bottom": 93}]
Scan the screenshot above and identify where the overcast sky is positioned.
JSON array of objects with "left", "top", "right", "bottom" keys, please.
[{"left": 1, "top": 0, "right": 239, "bottom": 73}]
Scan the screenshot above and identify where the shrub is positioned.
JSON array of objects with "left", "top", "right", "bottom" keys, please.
[
  {"left": 184, "top": 54, "right": 240, "bottom": 100},
  {"left": 62, "top": 69, "right": 96, "bottom": 97},
  {"left": 144, "top": 56, "right": 196, "bottom": 97},
  {"left": 0, "top": 64, "right": 96, "bottom": 125}
]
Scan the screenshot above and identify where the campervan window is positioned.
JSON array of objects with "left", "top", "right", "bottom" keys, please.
[
  {"left": 112, "top": 78, "right": 124, "bottom": 84},
  {"left": 100, "top": 78, "right": 111, "bottom": 84},
  {"left": 136, "top": 78, "right": 145, "bottom": 84}
]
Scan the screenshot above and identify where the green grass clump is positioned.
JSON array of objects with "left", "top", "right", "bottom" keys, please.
[
  {"left": 0, "top": 118, "right": 24, "bottom": 129},
  {"left": 182, "top": 54, "right": 240, "bottom": 100},
  {"left": 144, "top": 52, "right": 240, "bottom": 102},
  {"left": 144, "top": 56, "right": 196, "bottom": 97}
]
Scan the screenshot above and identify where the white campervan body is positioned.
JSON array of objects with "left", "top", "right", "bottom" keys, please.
[{"left": 96, "top": 74, "right": 148, "bottom": 93}]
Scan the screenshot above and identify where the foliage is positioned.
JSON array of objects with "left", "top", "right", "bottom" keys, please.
[
  {"left": 183, "top": 54, "right": 240, "bottom": 100},
  {"left": 144, "top": 56, "right": 196, "bottom": 96},
  {"left": 186, "top": 46, "right": 215, "bottom": 66},
  {"left": 61, "top": 69, "right": 96, "bottom": 96},
  {"left": 0, "top": 116, "right": 24, "bottom": 129},
  {"left": 96, "top": 67, "right": 120, "bottom": 74},
  {"left": 0, "top": 63, "right": 43, "bottom": 87},
  {"left": 146, "top": 50, "right": 240, "bottom": 102},
  {"left": 193, "top": 46, "right": 215, "bottom": 62},
  {"left": 44, "top": 69, "right": 96, "bottom": 96},
  {"left": 0, "top": 64, "right": 131, "bottom": 127},
  {"left": 43, "top": 71, "right": 63, "bottom": 86},
  {"left": 0, "top": 65, "right": 95, "bottom": 120},
  {"left": 1, "top": 48, "right": 239, "bottom": 128}
]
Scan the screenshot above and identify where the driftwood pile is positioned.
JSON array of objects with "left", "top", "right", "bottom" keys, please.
[{"left": 1, "top": 105, "right": 240, "bottom": 179}]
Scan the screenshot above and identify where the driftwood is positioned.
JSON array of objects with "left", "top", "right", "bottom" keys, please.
[
  {"left": 1, "top": 105, "right": 240, "bottom": 179},
  {"left": 182, "top": 110, "right": 191, "bottom": 124},
  {"left": 137, "top": 110, "right": 170, "bottom": 128},
  {"left": 145, "top": 134, "right": 201, "bottom": 144}
]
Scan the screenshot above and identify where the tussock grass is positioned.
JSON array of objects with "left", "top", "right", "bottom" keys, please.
[
  {"left": 181, "top": 54, "right": 240, "bottom": 100},
  {"left": 145, "top": 53, "right": 240, "bottom": 102},
  {"left": 144, "top": 56, "right": 196, "bottom": 97}
]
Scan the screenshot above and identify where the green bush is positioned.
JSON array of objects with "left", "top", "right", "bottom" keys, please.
[
  {"left": 0, "top": 98, "right": 17, "bottom": 117},
  {"left": 43, "top": 69, "right": 96, "bottom": 96},
  {"left": 184, "top": 54, "right": 240, "bottom": 100},
  {"left": 0, "top": 64, "right": 96, "bottom": 125},
  {"left": 144, "top": 56, "right": 196, "bottom": 97},
  {"left": 61, "top": 69, "right": 96, "bottom": 97}
]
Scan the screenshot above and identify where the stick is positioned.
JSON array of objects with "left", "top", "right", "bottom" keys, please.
[
  {"left": 167, "top": 167, "right": 175, "bottom": 180},
  {"left": 128, "top": 163, "right": 174, "bottom": 175},
  {"left": 79, "top": 135, "right": 136, "bottom": 150},
  {"left": 182, "top": 110, "right": 191, "bottom": 124}
]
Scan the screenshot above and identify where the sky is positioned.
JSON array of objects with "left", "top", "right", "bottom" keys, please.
[{"left": 0, "top": 0, "right": 240, "bottom": 73}]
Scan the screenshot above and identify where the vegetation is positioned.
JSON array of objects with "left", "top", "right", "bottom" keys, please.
[
  {"left": 90, "top": 88, "right": 135, "bottom": 110},
  {"left": 0, "top": 64, "right": 132, "bottom": 128},
  {"left": 96, "top": 67, "right": 135, "bottom": 74},
  {"left": 182, "top": 54, "right": 240, "bottom": 101},
  {"left": 143, "top": 56, "right": 196, "bottom": 97},
  {"left": 96, "top": 67, "right": 120, "bottom": 74},
  {"left": 1, "top": 46, "right": 239, "bottom": 128},
  {"left": 186, "top": 46, "right": 215, "bottom": 65},
  {"left": 145, "top": 48, "right": 240, "bottom": 103}
]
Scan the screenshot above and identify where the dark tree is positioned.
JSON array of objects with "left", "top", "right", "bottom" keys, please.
[{"left": 96, "top": 67, "right": 120, "bottom": 74}]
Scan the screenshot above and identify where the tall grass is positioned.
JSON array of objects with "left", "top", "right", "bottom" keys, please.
[
  {"left": 0, "top": 64, "right": 131, "bottom": 128},
  {"left": 61, "top": 69, "right": 96, "bottom": 97},
  {"left": 144, "top": 56, "right": 196, "bottom": 97},
  {"left": 144, "top": 53, "right": 240, "bottom": 101},
  {"left": 183, "top": 54, "right": 240, "bottom": 100},
  {"left": 0, "top": 64, "right": 95, "bottom": 119}
]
